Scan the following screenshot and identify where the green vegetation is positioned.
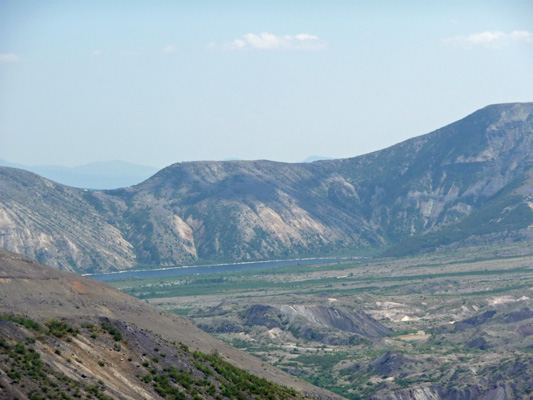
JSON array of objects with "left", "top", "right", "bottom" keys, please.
[
  {"left": 0, "top": 318, "right": 114, "bottom": 400},
  {"left": 1, "top": 312, "right": 305, "bottom": 400},
  {"left": 0, "top": 315, "right": 42, "bottom": 331},
  {"left": 114, "top": 260, "right": 532, "bottom": 301},
  {"left": 196, "top": 350, "right": 299, "bottom": 400},
  {"left": 100, "top": 321, "right": 123, "bottom": 341},
  {"left": 46, "top": 320, "right": 79, "bottom": 338},
  {"left": 134, "top": 342, "right": 302, "bottom": 399},
  {"left": 292, "top": 352, "right": 349, "bottom": 371}
]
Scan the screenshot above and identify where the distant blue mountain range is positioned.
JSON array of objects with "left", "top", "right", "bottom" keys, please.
[
  {"left": 0, "top": 160, "right": 159, "bottom": 190},
  {"left": 302, "top": 155, "right": 334, "bottom": 163}
]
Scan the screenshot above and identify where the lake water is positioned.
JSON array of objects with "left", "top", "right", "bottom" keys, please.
[{"left": 85, "top": 258, "right": 340, "bottom": 282}]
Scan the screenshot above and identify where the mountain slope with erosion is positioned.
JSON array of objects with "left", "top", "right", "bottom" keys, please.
[
  {"left": 0, "top": 167, "right": 136, "bottom": 271},
  {"left": 0, "top": 102, "right": 532, "bottom": 271},
  {"left": 0, "top": 248, "right": 343, "bottom": 399}
]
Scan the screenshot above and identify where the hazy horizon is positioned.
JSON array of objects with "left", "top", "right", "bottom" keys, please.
[{"left": 1, "top": 0, "right": 532, "bottom": 169}]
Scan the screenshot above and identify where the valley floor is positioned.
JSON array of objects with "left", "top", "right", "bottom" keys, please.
[{"left": 108, "top": 242, "right": 533, "bottom": 399}]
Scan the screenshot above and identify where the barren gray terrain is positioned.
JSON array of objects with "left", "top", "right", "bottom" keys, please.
[{"left": 109, "top": 242, "right": 533, "bottom": 399}]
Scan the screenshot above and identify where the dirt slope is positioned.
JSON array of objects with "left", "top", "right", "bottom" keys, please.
[{"left": 0, "top": 248, "right": 344, "bottom": 399}]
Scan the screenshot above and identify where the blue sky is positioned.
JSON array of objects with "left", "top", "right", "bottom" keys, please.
[{"left": 1, "top": 0, "right": 532, "bottom": 169}]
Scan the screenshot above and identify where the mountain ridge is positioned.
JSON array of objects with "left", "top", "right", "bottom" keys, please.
[
  {"left": 1, "top": 102, "right": 532, "bottom": 272},
  {"left": 0, "top": 159, "right": 159, "bottom": 190}
]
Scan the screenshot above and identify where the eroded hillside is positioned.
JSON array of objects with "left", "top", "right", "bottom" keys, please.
[
  {"left": 0, "top": 316, "right": 311, "bottom": 400},
  {"left": 1, "top": 103, "right": 532, "bottom": 272},
  {"left": 0, "top": 249, "right": 344, "bottom": 400}
]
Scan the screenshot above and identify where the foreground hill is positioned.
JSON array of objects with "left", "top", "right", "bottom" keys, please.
[
  {"left": 0, "top": 248, "right": 343, "bottom": 399},
  {"left": 1, "top": 102, "right": 532, "bottom": 272}
]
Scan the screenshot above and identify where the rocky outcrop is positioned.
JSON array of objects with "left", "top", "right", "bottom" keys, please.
[
  {"left": 515, "top": 322, "right": 533, "bottom": 337},
  {"left": 243, "top": 305, "right": 283, "bottom": 329},
  {"left": 241, "top": 304, "right": 391, "bottom": 344},
  {"left": 197, "top": 318, "right": 243, "bottom": 334},
  {"left": 453, "top": 310, "right": 497, "bottom": 331},
  {"left": 0, "top": 168, "right": 136, "bottom": 272},
  {"left": 466, "top": 336, "right": 490, "bottom": 350},
  {"left": 368, "top": 351, "right": 421, "bottom": 376},
  {"left": 503, "top": 307, "right": 533, "bottom": 323},
  {"left": 369, "top": 383, "right": 512, "bottom": 400},
  {"left": 280, "top": 305, "right": 392, "bottom": 337}
]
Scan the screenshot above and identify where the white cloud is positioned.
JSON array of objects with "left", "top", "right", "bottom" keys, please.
[
  {"left": 218, "top": 32, "right": 326, "bottom": 51},
  {"left": 509, "top": 30, "right": 533, "bottom": 41},
  {"left": 91, "top": 50, "right": 102, "bottom": 57},
  {"left": 443, "top": 30, "right": 533, "bottom": 49},
  {"left": 163, "top": 45, "right": 177, "bottom": 54},
  {"left": 0, "top": 53, "right": 20, "bottom": 64}
]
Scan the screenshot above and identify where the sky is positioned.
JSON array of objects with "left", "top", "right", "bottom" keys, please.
[{"left": 0, "top": 0, "right": 532, "bottom": 169}]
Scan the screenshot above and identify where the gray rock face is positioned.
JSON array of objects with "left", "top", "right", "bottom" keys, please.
[
  {"left": 241, "top": 304, "right": 391, "bottom": 345},
  {"left": 515, "top": 322, "right": 533, "bottom": 337},
  {"left": 453, "top": 310, "right": 497, "bottom": 331},
  {"left": 0, "top": 168, "right": 136, "bottom": 272},
  {"left": 369, "top": 383, "right": 512, "bottom": 400},
  {"left": 503, "top": 307, "right": 533, "bottom": 323},
  {"left": 466, "top": 336, "right": 490, "bottom": 350},
  {"left": 243, "top": 305, "right": 283, "bottom": 329},
  {"left": 369, "top": 351, "right": 422, "bottom": 375},
  {"left": 1, "top": 103, "right": 533, "bottom": 271},
  {"left": 279, "top": 305, "right": 392, "bottom": 338}
]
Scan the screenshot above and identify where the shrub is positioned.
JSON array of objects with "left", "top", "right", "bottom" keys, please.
[
  {"left": 47, "top": 321, "right": 79, "bottom": 338},
  {"left": 0, "top": 315, "right": 41, "bottom": 332},
  {"left": 101, "top": 322, "right": 123, "bottom": 341}
]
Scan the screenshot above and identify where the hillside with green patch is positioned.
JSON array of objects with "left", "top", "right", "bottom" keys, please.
[
  {"left": 0, "top": 248, "right": 344, "bottom": 400},
  {"left": 0, "top": 315, "right": 307, "bottom": 400}
]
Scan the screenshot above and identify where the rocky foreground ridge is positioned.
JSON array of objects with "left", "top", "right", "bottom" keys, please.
[
  {"left": 0, "top": 248, "right": 343, "bottom": 399},
  {"left": 1, "top": 103, "right": 533, "bottom": 272}
]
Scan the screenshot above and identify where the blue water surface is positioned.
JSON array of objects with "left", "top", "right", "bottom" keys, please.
[{"left": 86, "top": 258, "right": 340, "bottom": 282}]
